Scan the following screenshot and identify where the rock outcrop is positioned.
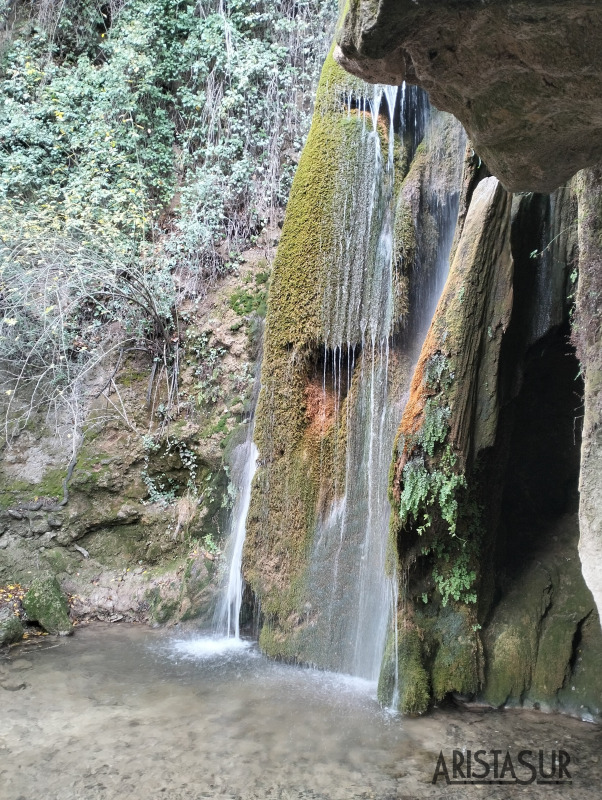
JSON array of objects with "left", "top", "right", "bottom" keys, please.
[
  {"left": 0, "top": 239, "right": 272, "bottom": 630},
  {"left": 252, "top": 39, "right": 602, "bottom": 716},
  {"left": 330, "top": 2, "right": 602, "bottom": 715},
  {"left": 0, "top": 613, "right": 24, "bottom": 646},
  {"left": 385, "top": 149, "right": 602, "bottom": 718},
  {"left": 335, "top": 0, "right": 602, "bottom": 192}
]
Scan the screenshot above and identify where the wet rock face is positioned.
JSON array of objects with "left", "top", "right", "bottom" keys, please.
[{"left": 335, "top": 0, "right": 602, "bottom": 192}]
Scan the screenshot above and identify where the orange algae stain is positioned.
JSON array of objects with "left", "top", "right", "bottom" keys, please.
[
  {"left": 398, "top": 326, "right": 440, "bottom": 446},
  {"left": 304, "top": 378, "right": 337, "bottom": 437}
]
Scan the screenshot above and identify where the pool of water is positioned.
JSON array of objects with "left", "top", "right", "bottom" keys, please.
[{"left": 1, "top": 624, "right": 601, "bottom": 800}]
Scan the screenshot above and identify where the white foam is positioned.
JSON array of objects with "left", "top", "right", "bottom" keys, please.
[{"left": 172, "top": 636, "right": 253, "bottom": 659}]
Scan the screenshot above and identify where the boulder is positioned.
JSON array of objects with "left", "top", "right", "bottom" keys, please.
[
  {"left": 0, "top": 614, "right": 24, "bottom": 646},
  {"left": 23, "top": 575, "right": 72, "bottom": 635}
]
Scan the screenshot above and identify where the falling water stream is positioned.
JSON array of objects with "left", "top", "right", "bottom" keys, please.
[
  {"left": 214, "top": 438, "right": 258, "bottom": 640},
  {"left": 207, "top": 82, "right": 464, "bottom": 683},
  {"left": 2, "top": 76, "right": 599, "bottom": 800},
  {"left": 299, "top": 83, "right": 464, "bottom": 681},
  {"left": 164, "top": 81, "right": 462, "bottom": 695}
]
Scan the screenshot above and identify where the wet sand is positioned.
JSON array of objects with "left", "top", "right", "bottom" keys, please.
[{"left": 1, "top": 624, "right": 600, "bottom": 800}]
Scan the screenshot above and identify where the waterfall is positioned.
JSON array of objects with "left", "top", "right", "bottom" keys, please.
[
  {"left": 299, "top": 85, "right": 399, "bottom": 680},
  {"left": 214, "top": 437, "right": 259, "bottom": 639},
  {"left": 297, "top": 83, "right": 465, "bottom": 681},
  {"left": 247, "top": 53, "right": 466, "bottom": 685}
]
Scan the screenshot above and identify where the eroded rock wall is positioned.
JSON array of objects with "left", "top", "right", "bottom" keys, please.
[
  {"left": 574, "top": 168, "right": 602, "bottom": 631},
  {"left": 386, "top": 156, "right": 602, "bottom": 719},
  {"left": 331, "top": 0, "right": 602, "bottom": 718},
  {"left": 245, "top": 49, "right": 467, "bottom": 671},
  {"left": 0, "top": 242, "right": 272, "bottom": 632}
]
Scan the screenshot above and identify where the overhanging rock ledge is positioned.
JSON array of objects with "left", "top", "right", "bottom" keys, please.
[{"left": 334, "top": 0, "right": 602, "bottom": 193}]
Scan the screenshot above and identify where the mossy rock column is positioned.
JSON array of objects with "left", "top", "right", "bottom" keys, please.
[
  {"left": 244, "top": 49, "right": 395, "bottom": 664},
  {"left": 247, "top": 51, "right": 350, "bottom": 654},
  {"left": 23, "top": 576, "right": 73, "bottom": 635},
  {"left": 575, "top": 164, "right": 602, "bottom": 627},
  {"left": 387, "top": 176, "right": 513, "bottom": 712}
]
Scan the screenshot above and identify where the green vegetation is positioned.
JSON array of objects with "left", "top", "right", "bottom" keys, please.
[
  {"left": 229, "top": 286, "right": 267, "bottom": 317},
  {"left": 187, "top": 331, "right": 227, "bottom": 406},
  {"left": 398, "top": 396, "right": 466, "bottom": 540},
  {"left": 0, "top": 0, "right": 337, "bottom": 436}
]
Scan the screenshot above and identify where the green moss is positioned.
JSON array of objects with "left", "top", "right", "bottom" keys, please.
[
  {"left": 38, "top": 466, "right": 71, "bottom": 497},
  {"left": 117, "top": 368, "right": 147, "bottom": 387},
  {"left": 431, "top": 606, "right": 480, "bottom": 700},
  {"left": 82, "top": 525, "right": 148, "bottom": 567},
  {"left": 0, "top": 463, "right": 75, "bottom": 509},
  {"left": 262, "top": 52, "right": 356, "bottom": 352},
  {"left": 481, "top": 564, "right": 552, "bottom": 707},
  {"left": 43, "top": 547, "right": 77, "bottom": 574},
  {"left": 143, "top": 554, "right": 188, "bottom": 580},
  {"left": 530, "top": 616, "right": 575, "bottom": 699},
  {"left": 23, "top": 575, "right": 72, "bottom": 635},
  {"left": 0, "top": 615, "right": 24, "bottom": 646},
  {"left": 0, "top": 477, "right": 31, "bottom": 509},
  {"left": 229, "top": 287, "right": 267, "bottom": 317},
  {"left": 247, "top": 46, "right": 408, "bottom": 662},
  {"left": 389, "top": 627, "right": 430, "bottom": 715},
  {"left": 259, "top": 623, "right": 295, "bottom": 660},
  {"left": 246, "top": 50, "right": 365, "bottom": 646},
  {"left": 377, "top": 629, "right": 398, "bottom": 706},
  {"left": 393, "top": 150, "right": 425, "bottom": 280},
  {"left": 146, "top": 585, "right": 180, "bottom": 624},
  {"left": 483, "top": 630, "right": 533, "bottom": 707}
]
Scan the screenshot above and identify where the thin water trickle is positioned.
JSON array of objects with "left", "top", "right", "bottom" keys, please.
[{"left": 214, "top": 438, "right": 258, "bottom": 639}]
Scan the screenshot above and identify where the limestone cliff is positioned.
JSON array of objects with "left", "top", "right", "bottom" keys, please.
[
  {"left": 251, "top": 34, "right": 602, "bottom": 718},
  {"left": 244, "top": 52, "right": 468, "bottom": 672},
  {"left": 385, "top": 168, "right": 602, "bottom": 719},
  {"left": 328, "top": 2, "right": 602, "bottom": 717}
]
